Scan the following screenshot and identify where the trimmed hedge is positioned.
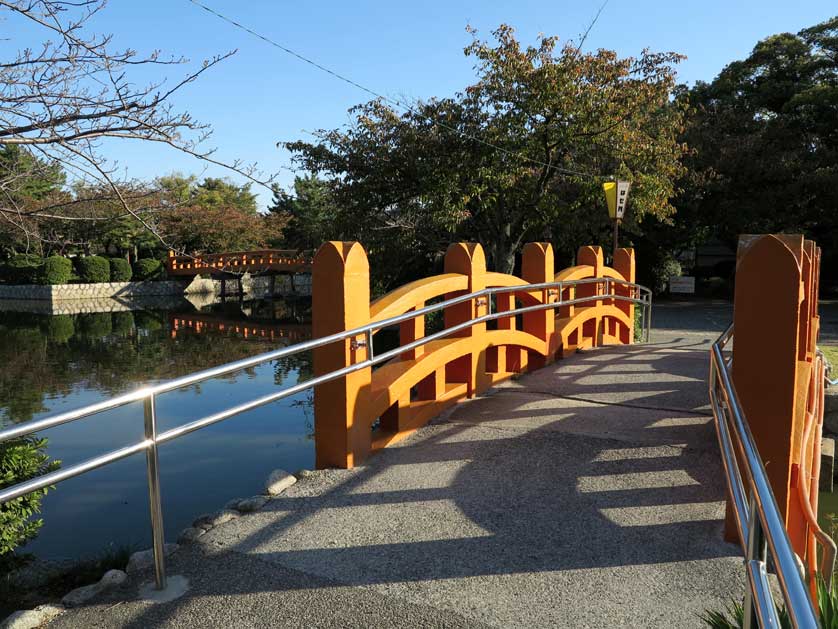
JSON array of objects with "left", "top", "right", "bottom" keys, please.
[
  {"left": 75, "top": 255, "right": 110, "bottom": 283},
  {"left": 111, "top": 311, "right": 135, "bottom": 335},
  {"left": 45, "top": 314, "right": 75, "bottom": 343},
  {"left": 132, "top": 258, "right": 164, "bottom": 281},
  {"left": 1, "top": 254, "right": 43, "bottom": 284},
  {"left": 78, "top": 312, "right": 112, "bottom": 337},
  {"left": 108, "top": 257, "right": 132, "bottom": 282},
  {"left": 41, "top": 256, "right": 72, "bottom": 285}
]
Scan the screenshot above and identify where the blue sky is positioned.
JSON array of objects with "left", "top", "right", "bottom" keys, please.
[{"left": 10, "top": 0, "right": 838, "bottom": 208}]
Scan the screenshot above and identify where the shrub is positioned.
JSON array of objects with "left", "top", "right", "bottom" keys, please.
[
  {"left": 0, "top": 254, "right": 43, "bottom": 284},
  {"left": 111, "top": 311, "right": 134, "bottom": 336},
  {"left": 639, "top": 254, "right": 681, "bottom": 296},
  {"left": 108, "top": 257, "right": 132, "bottom": 282},
  {"left": 0, "top": 437, "right": 60, "bottom": 571},
  {"left": 45, "top": 315, "right": 75, "bottom": 344},
  {"left": 134, "top": 311, "right": 163, "bottom": 331},
  {"left": 75, "top": 255, "right": 110, "bottom": 283},
  {"left": 78, "top": 312, "right": 112, "bottom": 337},
  {"left": 40, "top": 256, "right": 72, "bottom": 285},
  {"left": 132, "top": 258, "right": 164, "bottom": 281}
]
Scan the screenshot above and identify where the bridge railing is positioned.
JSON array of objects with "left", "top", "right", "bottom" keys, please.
[
  {"left": 312, "top": 241, "right": 646, "bottom": 468},
  {"left": 167, "top": 248, "right": 312, "bottom": 275},
  {"left": 709, "top": 234, "right": 835, "bottom": 628},
  {"left": 0, "top": 239, "right": 650, "bottom": 594},
  {"left": 710, "top": 327, "right": 819, "bottom": 628}
]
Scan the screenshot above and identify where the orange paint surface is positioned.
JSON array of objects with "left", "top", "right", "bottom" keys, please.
[{"left": 312, "top": 242, "right": 636, "bottom": 470}]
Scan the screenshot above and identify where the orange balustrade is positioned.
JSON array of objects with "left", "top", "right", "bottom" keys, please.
[
  {"left": 312, "top": 241, "right": 637, "bottom": 469},
  {"left": 167, "top": 249, "right": 312, "bottom": 276},
  {"left": 168, "top": 313, "right": 311, "bottom": 343},
  {"left": 728, "top": 234, "right": 833, "bottom": 591}
]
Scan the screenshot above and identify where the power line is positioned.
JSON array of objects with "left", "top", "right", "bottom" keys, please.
[{"left": 186, "top": 0, "right": 600, "bottom": 180}]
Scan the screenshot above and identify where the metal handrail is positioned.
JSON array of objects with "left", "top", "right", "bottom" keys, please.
[
  {"left": 0, "top": 275, "right": 652, "bottom": 591},
  {"left": 709, "top": 325, "right": 819, "bottom": 628}
]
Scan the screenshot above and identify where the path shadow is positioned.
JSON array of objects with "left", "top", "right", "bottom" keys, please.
[{"left": 54, "top": 340, "right": 742, "bottom": 628}]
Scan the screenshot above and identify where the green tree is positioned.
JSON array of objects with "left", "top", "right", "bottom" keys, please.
[
  {"left": 269, "top": 176, "right": 338, "bottom": 251},
  {"left": 193, "top": 177, "right": 258, "bottom": 214},
  {"left": 672, "top": 16, "right": 838, "bottom": 284},
  {"left": 157, "top": 175, "right": 268, "bottom": 253},
  {"left": 0, "top": 146, "right": 66, "bottom": 256},
  {"left": 0, "top": 437, "right": 59, "bottom": 569},
  {"left": 285, "top": 25, "right": 687, "bottom": 284}
]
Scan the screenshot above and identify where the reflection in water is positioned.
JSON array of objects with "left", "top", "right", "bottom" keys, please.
[{"left": 1, "top": 298, "right": 313, "bottom": 560}]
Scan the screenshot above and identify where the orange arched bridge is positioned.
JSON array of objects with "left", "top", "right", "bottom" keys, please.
[
  {"left": 167, "top": 248, "right": 313, "bottom": 277},
  {"left": 3, "top": 236, "right": 832, "bottom": 626}
]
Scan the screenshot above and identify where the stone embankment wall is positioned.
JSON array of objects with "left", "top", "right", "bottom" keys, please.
[
  {"left": 0, "top": 296, "right": 188, "bottom": 315},
  {"left": 0, "top": 280, "right": 189, "bottom": 301},
  {"left": 0, "top": 273, "right": 312, "bottom": 302},
  {"left": 185, "top": 274, "right": 312, "bottom": 297}
]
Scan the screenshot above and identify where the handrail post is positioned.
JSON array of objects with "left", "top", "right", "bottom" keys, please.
[
  {"left": 312, "top": 242, "right": 372, "bottom": 469},
  {"left": 143, "top": 393, "right": 167, "bottom": 591},
  {"left": 613, "top": 248, "right": 636, "bottom": 344},
  {"left": 742, "top": 493, "right": 767, "bottom": 629},
  {"left": 730, "top": 234, "right": 812, "bottom": 551},
  {"left": 576, "top": 246, "right": 604, "bottom": 347},
  {"left": 443, "top": 243, "right": 488, "bottom": 398},
  {"left": 522, "top": 243, "right": 556, "bottom": 366}
]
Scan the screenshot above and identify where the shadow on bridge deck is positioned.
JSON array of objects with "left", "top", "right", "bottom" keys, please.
[{"left": 49, "top": 314, "right": 744, "bottom": 628}]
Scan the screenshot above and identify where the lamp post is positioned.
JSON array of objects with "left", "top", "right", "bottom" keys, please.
[{"left": 603, "top": 180, "right": 631, "bottom": 259}]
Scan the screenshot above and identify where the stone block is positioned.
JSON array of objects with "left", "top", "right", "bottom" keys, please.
[
  {"left": 126, "top": 544, "right": 178, "bottom": 574},
  {"left": 265, "top": 469, "right": 297, "bottom": 496}
]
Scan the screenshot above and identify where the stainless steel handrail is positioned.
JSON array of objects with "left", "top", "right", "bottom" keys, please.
[
  {"left": 709, "top": 325, "right": 819, "bottom": 628},
  {"left": 0, "top": 276, "right": 652, "bottom": 591}
]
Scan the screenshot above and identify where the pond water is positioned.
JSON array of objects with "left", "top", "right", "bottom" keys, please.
[{"left": 0, "top": 298, "right": 314, "bottom": 561}]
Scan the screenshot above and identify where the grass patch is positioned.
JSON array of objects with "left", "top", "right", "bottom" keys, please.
[{"left": 821, "top": 344, "right": 838, "bottom": 373}]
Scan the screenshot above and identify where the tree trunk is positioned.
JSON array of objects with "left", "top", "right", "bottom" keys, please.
[{"left": 491, "top": 238, "right": 516, "bottom": 275}]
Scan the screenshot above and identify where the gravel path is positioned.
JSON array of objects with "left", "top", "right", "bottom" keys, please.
[{"left": 46, "top": 302, "right": 745, "bottom": 628}]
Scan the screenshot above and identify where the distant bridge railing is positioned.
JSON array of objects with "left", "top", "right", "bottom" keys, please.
[
  {"left": 167, "top": 248, "right": 312, "bottom": 276},
  {"left": 0, "top": 240, "right": 650, "bottom": 594}
]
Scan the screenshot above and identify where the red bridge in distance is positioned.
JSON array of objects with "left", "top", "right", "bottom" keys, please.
[
  {"left": 167, "top": 249, "right": 313, "bottom": 277},
  {"left": 169, "top": 312, "right": 311, "bottom": 343}
]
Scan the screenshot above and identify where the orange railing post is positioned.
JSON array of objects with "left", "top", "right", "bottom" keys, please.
[
  {"left": 613, "top": 248, "right": 636, "bottom": 344},
  {"left": 729, "top": 234, "right": 819, "bottom": 554},
  {"left": 312, "top": 242, "right": 372, "bottom": 469},
  {"left": 443, "top": 243, "right": 490, "bottom": 398},
  {"left": 309, "top": 239, "right": 640, "bottom": 470},
  {"left": 522, "top": 242, "right": 557, "bottom": 367},
  {"left": 576, "top": 246, "right": 605, "bottom": 347}
]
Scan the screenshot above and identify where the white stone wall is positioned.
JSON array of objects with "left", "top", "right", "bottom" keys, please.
[
  {"left": 0, "top": 280, "right": 189, "bottom": 301},
  {"left": 0, "top": 273, "right": 312, "bottom": 303}
]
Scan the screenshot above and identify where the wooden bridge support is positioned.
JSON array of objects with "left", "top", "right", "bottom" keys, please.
[{"left": 728, "top": 234, "right": 823, "bottom": 560}]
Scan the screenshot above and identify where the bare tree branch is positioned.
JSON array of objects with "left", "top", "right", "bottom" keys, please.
[{"left": 0, "top": 0, "right": 277, "bottom": 254}]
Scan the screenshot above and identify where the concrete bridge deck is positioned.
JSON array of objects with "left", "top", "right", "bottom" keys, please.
[{"left": 49, "top": 303, "right": 745, "bottom": 628}]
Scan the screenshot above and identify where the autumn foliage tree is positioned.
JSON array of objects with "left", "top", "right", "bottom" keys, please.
[
  {"left": 0, "top": 0, "right": 272, "bottom": 253},
  {"left": 156, "top": 176, "right": 281, "bottom": 253},
  {"left": 285, "top": 25, "right": 687, "bottom": 283}
]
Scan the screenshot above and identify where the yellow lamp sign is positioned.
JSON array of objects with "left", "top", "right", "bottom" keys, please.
[{"left": 603, "top": 180, "right": 631, "bottom": 221}]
